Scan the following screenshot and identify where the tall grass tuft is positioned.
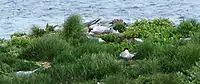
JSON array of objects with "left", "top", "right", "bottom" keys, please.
[
  {"left": 124, "top": 58, "right": 161, "bottom": 78},
  {"left": 19, "top": 34, "right": 72, "bottom": 61},
  {"left": 62, "top": 15, "right": 86, "bottom": 45},
  {"left": 47, "top": 53, "right": 121, "bottom": 83},
  {"left": 133, "top": 73, "right": 186, "bottom": 84},
  {"left": 177, "top": 19, "right": 200, "bottom": 37}
]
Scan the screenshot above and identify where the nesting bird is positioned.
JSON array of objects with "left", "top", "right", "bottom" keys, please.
[
  {"left": 16, "top": 62, "right": 51, "bottom": 76},
  {"left": 120, "top": 48, "right": 137, "bottom": 60},
  {"left": 134, "top": 38, "right": 144, "bottom": 43},
  {"left": 16, "top": 68, "right": 41, "bottom": 76},
  {"left": 85, "top": 18, "right": 118, "bottom": 35}
]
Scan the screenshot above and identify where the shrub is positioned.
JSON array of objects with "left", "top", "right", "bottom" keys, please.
[
  {"left": 48, "top": 53, "right": 121, "bottom": 83},
  {"left": 112, "top": 19, "right": 127, "bottom": 33},
  {"left": 73, "top": 39, "right": 115, "bottom": 57},
  {"left": 6, "top": 37, "right": 32, "bottom": 48},
  {"left": 191, "top": 32, "right": 200, "bottom": 44},
  {"left": 185, "top": 60, "right": 200, "bottom": 83},
  {"left": 134, "top": 73, "right": 186, "bottom": 84},
  {"left": 98, "top": 34, "right": 121, "bottom": 43},
  {"left": 30, "top": 24, "right": 58, "bottom": 37},
  {"left": 45, "top": 23, "right": 57, "bottom": 33},
  {"left": 30, "top": 26, "right": 46, "bottom": 37},
  {"left": 0, "top": 61, "right": 13, "bottom": 74},
  {"left": 124, "top": 58, "right": 161, "bottom": 78},
  {"left": 177, "top": 19, "right": 200, "bottom": 38},
  {"left": 10, "top": 32, "right": 26, "bottom": 38},
  {"left": 19, "top": 34, "right": 71, "bottom": 61},
  {"left": 157, "top": 42, "right": 200, "bottom": 72},
  {"left": 52, "top": 47, "right": 76, "bottom": 64},
  {"left": 62, "top": 15, "right": 86, "bottom": 43},
  {"left": 123, "top": 18, "right": 176, "bottom": 43},
  {"left": 134, "top": 38, "right": 156, "bottom": 59}
]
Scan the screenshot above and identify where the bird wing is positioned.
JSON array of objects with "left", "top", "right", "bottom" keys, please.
[{"left": 84, "top": 18, "right": 101, "bottom": 27}]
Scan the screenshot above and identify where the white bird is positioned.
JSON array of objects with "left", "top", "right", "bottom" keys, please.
[
  {"left": 16, "top": 68, "right": 41, "bottom": 76},
  {"left": 0, "top": 43, "right": 6, "bottom": 47},
  {"left": 98, "top": 38, "right": 105, "bottom": 43},
  {"left": 134, "top": 38, "right": 144, "bottom": 43},
  {"left": 87, "top": 35, "right": 105, "bottom": 43},
  {"left": 89, "top": 24, "right": 111, "bottom": 34},
  {"left": 86, "top": 18, "right": 119, "bottom": 34},
  {"left": 120, "top": 48, "right": 136, "bottom": 60},
  {"left": 180, "top": 37, "right": 191, "bottom": 40},
  {"left": 15, "top": 62, "right": 51, "bottom": 76}
]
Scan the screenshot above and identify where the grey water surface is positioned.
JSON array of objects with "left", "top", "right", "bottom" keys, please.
[{"left": 0, "top": 0, "right": 200, "bottom": 39}]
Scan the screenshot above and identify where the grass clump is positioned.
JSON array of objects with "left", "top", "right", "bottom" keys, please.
[
  {"left": 62, "top": 14, "right": 87, "bottom": 45},
  {"left": 19, "top": 34, "right": 72, "bottom": 61},
  {"left": 177, "top": 19, "right": 200, "bottom": 37},
  {"left": 2, "top": 16, "right": 200, "bottom": 83},
  {"left": 47, "top": 53, "right": 121, "bottom": 83}
]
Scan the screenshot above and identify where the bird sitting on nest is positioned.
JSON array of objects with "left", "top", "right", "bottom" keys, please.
[
  {"left": 120, "top": 48, "right": 137, "bottom": 60},
  {"left": 16, "top": 62, "right": 51, "bottom": 76},
  {"left": 84, "top": 18, "right": 119, "bottom": 35}
]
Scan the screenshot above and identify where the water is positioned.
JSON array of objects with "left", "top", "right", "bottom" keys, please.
[{"left": 1, "top": 0, "right": 200, "bottom": 39}]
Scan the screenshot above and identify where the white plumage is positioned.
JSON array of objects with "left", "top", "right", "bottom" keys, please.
[
  {"left": 134, "top": 38, "right": 144, "bottom": 43},
  {"left": 180, "top": 37, "right": 191, "bottom": 40},
  {"left": 89, "top": 24, "right": 111, "bottom": 34},
  {"left": 120, "top": 50, "right": 136, "bottom": 59},
  {"left": 87, "top": 35, "right": 105, "bottom": 43},
  {"left": 16, "top": 68, "right": 40, "bottom": 76}
]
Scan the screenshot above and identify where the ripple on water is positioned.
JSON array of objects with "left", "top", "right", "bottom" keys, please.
[{"left": 1, "top": 0, "right": 200, "bottom": 39}]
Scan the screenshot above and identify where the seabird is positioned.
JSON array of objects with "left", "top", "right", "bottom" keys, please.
[
  {"left": 134, "top": 38, "right": 144, "bottom": 43},
  {"left": 16, "top": 62, "right": 51, "bottom": 76},
  {"left": 16, "top": 68, "right": 41, "bottom": 76},
  {"left": 120, "top": 48, "right": 136, "bottom": 60}
]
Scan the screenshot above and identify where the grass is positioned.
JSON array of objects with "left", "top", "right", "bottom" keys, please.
[
  {"left": 19, "top": 34, "right": 71, "bottom": 61},
  {"left": 1, "top": 15, "right": 200, "bottom": 83}
]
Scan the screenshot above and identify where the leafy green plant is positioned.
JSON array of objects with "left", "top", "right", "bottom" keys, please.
[
  {"left": 6, "top": 37, "right": 32, "bottom": 48},
  {"left": 112, "top": 19, "right": 127, "bottom": 33},
  {"left": 30, "top": 26, "right": 46, "bottom": 37},
  {"left": 123, "top": 18, "right": 176, "bottom": 43},
  {"left": 0, "top": 61, "right": 13, "bottom": 74},
  {"left": 98, "top": 34, "right": 121, "bottom": 43},
  {"left": 45, "top": 23, "right": 57, "bottom": 33},
  {"left": 184, "top": 60, "right": 200, "bottom": 83},
  {"left": 177, "top": 19, "right": 200, "bottom": 38},
  {"left": 10, "top": 32, "right": 26, "bottom": 38}
]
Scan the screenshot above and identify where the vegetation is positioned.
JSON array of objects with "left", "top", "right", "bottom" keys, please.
[{"left": 0, "top": 15, "right": 200, "bottom": 84}]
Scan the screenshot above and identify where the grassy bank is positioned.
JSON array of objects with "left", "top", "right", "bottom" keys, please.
[{"left": 1, "top": 15, "right": 200, "bottom": 84}]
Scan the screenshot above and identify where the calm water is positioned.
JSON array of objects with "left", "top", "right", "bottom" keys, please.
[{"left": 0, "top": 0, "right": 200, "bottom": 39}]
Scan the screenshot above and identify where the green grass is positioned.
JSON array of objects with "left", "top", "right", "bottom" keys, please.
[
  {"left": 19, "top": 34, "right": 71, "bottom": 61},
  {"left": 1, "top": 15, "right": 200, "bottom": 83}
]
